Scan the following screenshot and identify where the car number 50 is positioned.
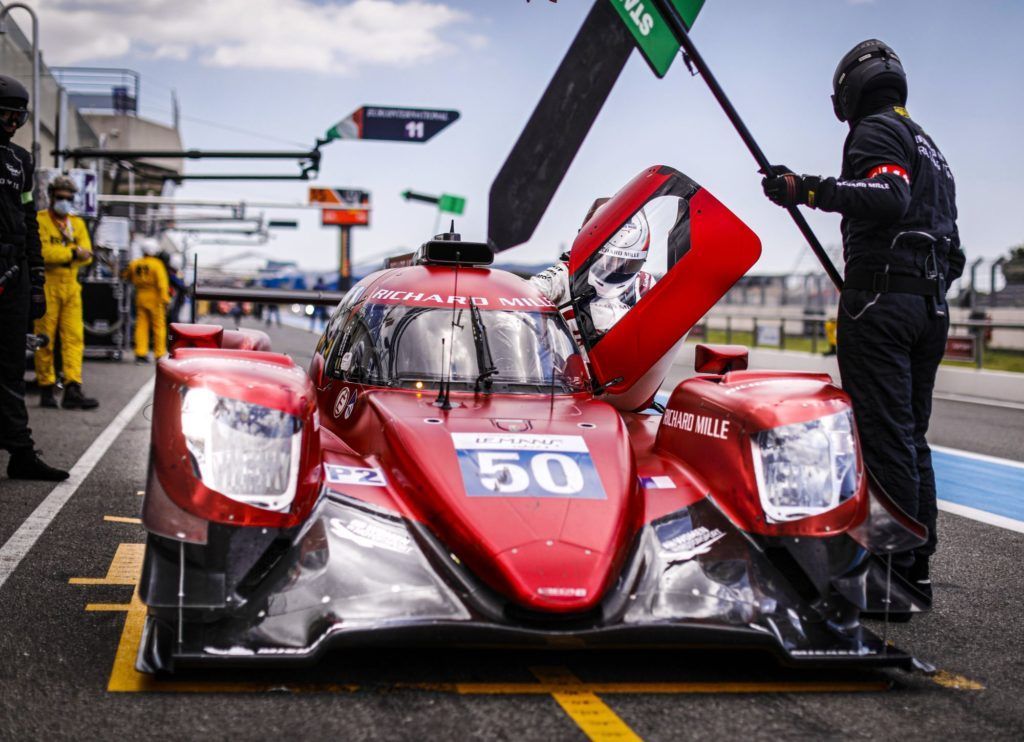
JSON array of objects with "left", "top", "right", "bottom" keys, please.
[{"left": 476, "top": 452, "right": 584, "bottom": 495}]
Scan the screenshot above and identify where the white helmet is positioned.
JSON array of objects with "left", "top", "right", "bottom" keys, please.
[
  {"left": 139, "top": 238, "right": 160, "bottom": 257},
  {"left": 588, "top": 210, "right": 650, "bottom": 299}
]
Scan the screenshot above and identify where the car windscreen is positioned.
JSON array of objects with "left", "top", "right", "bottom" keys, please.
[{"left": 331, "top": 303, "right": 587, "bottom": 394}]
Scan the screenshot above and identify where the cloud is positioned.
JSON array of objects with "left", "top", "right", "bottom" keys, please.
[{"left": 25, "top": 0, "right": 474, "bottom": 74}]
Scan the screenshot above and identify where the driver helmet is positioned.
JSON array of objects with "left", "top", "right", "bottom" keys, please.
[
  {"left": 139, "top": 238, "right": 160, "bottom": 257},
  {"left": 588, "top": 210, "right": 650, "bottom": 299}
]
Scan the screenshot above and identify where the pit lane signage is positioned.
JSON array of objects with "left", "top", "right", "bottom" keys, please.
[
  {"left": 310, "top": 187, "right": 371, "bottom": 227},
  {"left": 608, "top": 0, "right": 706, "bottom": 78},
  {"left": 944, "top": 334, "right": 976, "bottom": 362},
  {"left": 325, "top": 106, "right": 460, "bottom": 143}
]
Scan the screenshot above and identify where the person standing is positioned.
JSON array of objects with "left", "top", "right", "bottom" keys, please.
[
  {"left": 761, "top": 40, "right": 964, "bottom": 601},
  {"left": 0, "top": 75, "right": 68, "bottom": 480},
  {"left": 123, "top": 239, "right": 170, "bottom": 363},
  {"left": 311, "top": 276, "right": 328, "bottom": 331},
  {"left": 34, "top": 175, "right": 99, "bottom": 410}
]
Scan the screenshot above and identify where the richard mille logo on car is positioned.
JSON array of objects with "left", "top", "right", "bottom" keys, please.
[{"left": 663, "top": 409, "right": 730, "bottom": 440}]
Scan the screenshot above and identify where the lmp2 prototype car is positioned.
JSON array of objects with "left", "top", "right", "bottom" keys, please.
[{"left": 136, "top": 167, "right": 929, "bottom": 673}]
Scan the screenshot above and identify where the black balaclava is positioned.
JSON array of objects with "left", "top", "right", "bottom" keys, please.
[{"left": 851, "top": 85, "right": 906, "bottom": 124}]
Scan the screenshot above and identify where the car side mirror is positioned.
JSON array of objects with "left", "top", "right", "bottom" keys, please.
[{"left": 694, "top": 344, "right": 749, "bottom": 375}]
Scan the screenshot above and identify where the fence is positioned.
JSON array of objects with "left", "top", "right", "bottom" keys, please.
[{"left": 694, "top": 313, "right": 1024, "bottom": 370}]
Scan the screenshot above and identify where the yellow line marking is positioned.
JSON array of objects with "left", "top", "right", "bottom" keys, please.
[
  {"left": 103, "top": 515, "right": 142, "bottom": 525},
  {"left": 86, "top": 603, "right": 131, "bottom": 612},
  {"left": 69, "top": 543, "right": 144, "bottom": 585},
  {"left": 531, "top": 666, "right": 641, "bottom": 742},
  {"left": 932, "top": 671, "right": 985, "bottom": 691}
]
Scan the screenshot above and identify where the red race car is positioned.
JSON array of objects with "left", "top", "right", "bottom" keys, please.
[{"left": 136, "top": 167, "right": 928, "bottom": 673}]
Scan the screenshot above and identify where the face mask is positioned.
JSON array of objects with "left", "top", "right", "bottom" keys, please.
[{"left": 52, "top": 199, "right": 74, "bottom": 217}]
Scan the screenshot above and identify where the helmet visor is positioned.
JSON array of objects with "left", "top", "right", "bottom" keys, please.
[{"left": 592, "top": 251, "right": 646, "bottom": 286}]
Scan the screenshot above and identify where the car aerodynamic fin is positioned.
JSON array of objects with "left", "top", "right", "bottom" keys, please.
[{"left": 487, "top": 0, "right": 633, "bottom": 252}]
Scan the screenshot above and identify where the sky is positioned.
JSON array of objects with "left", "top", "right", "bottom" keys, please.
[{"left": 13, "top": 0, "right": 1024, "bottom": 277}]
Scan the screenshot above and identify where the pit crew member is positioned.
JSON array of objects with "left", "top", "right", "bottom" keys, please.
[
  {"left": 761, "top": 39, "right": 964, "bottom": 600},
  {"left": 34, "top": 175, "right": 99, "bottom": 410},
  {"left": 0, "top": 74, "right": 68, "bottom": 480}
]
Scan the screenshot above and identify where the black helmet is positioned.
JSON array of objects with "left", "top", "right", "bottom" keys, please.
[
  {"left": 0, "top": 74, "right": 30, "bottom": 110},
  {"left": 831, "top": 39, "right": 907, "bottom": 122},
  {"left": 0, "top": 74, "right": 30, "bottom": 131}
]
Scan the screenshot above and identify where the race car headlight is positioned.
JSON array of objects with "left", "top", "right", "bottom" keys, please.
[
  {"left": 750, "top": 409, "right": 859, "bottom": 522},
  {"left": 181, "top": 388, "right": 302, "bottom": 512}
]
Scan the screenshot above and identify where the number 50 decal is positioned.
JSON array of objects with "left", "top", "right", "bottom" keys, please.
[{"left": 452, "top": 433, "right": 606, "bottom": 500}]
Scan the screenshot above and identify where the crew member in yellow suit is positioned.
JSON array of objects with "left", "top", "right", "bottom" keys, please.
[
  {"left": 124, "top": 238, "right": 170, "bottom": 363},
  {"left": 34, "top": 175, "right": 99, "bottom": 410}
]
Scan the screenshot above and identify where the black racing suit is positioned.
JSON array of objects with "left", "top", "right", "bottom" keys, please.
[
  {"left": 813, "top": 106, "right": 964, "bottom": 566},
  {"left": 0, "top": 137, "right": 42, "bottom": 453}
]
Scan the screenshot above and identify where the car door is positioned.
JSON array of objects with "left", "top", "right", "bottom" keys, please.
[{"left": 567, "top": 165, "right": 761, "bottom": 410}]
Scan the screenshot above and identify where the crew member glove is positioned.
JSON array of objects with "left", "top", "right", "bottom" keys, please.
[
  {"left": 761, "top": 165, "right": 821, "bottom": 208},
  {"left": 29, "top": 267, "right": 47, "bottom": 320}
]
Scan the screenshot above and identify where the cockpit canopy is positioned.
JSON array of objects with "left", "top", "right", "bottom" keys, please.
[{"left": 327, "top": 302, "right": 587, "bottom": 394}]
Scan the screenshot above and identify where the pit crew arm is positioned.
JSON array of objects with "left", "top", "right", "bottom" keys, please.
[
  {"left": 21, "top": 154, "right": 42, "bottom": 271},
  {"left": 157, "top": 261, "right": 170, "bottom": 303},
  {"left": 813, "top": 117, "right": 912, "bottom": 222},
  {"left": 40, "top": 223, "right": 75, "bottom": 267},
  {"left": 946, "top": 226, "right": 965, "bottom": 285},
  {"left": 73, "top": 216, "right": 93, "bottom": 267}
]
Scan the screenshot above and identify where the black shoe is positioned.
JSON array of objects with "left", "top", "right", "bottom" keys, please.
[
  {"left": 62, "top": 383, "right": 99, "bottom": 410},
  {"left": 909, "top": 556, "right": 932, "bottom": 603},
  {"left": 135, "top": 355, "right": 150, "bottom": 365},
  {"left": 7, "top": 448, "right": 69, "bottom": 481},
  {"left": 39, "top": 385, "right": 58, "bottom": 408}
]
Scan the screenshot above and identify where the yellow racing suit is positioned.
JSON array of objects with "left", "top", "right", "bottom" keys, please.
[
  {"left": 34, "top": 210, "right": 92, "bottom": 386},
  {"left": 124, "top": 256, "right": 170, "bottom": 358}
]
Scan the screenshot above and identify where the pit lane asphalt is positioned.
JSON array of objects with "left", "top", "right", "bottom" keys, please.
[{"left": 1, "top": 318, "right": 1021, "bottom": 740}]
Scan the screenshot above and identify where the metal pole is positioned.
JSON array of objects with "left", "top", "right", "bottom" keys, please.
[
  {"left": 990, "top": 258, "right": 1006, "bottom": 307},
  {"left": 652, "top": 0, "right": 843, "bottom": 289},
  {"left": 338, "top": 226, "right": 352, "bottom": 291},
  {"left": 0, "top": 3, "right": 40, "bottom": 178},
  {"left": 55, "top": 86, "right": 67, "bottom": 169}
]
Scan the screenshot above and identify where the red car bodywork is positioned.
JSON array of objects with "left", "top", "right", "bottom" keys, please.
[{"left": 137, "top": 167, "right": 927, "bottom": 671}]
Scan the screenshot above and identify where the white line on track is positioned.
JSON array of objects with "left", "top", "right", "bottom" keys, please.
[
  {"left": 933, "top": 392, "right": 1024, "bottom": 411},
  {"left": 938, "top": 501, "right": 1024, "bottom": 535},
  {"left": 932, "top": 444, "right": 1024, "bottom": 470},
  {"left": 0, "top": 379, "right": 154, "bottom": 592}
]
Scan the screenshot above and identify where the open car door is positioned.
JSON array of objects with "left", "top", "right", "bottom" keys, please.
[{"left": 568, "top": 165, "right": 761, "bottom": 410}]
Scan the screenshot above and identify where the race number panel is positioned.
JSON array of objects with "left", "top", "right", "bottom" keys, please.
[{"left": 452, "top": 433, "right": 606, "bottom": 500}]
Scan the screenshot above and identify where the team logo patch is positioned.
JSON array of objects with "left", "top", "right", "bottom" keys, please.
[{"left": 333, "top": 387, "right": 351, "bottom": 418}]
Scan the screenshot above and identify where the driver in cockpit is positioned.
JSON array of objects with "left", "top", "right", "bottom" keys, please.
[{"left": 530, "top": 198, "right": 655, "bottom": 340}]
